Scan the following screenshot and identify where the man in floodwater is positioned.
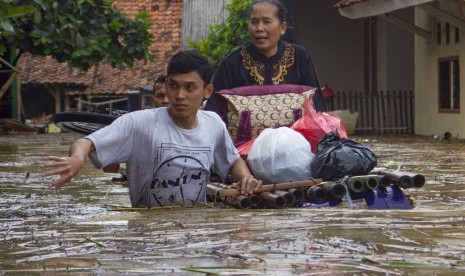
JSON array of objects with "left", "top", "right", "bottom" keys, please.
[{"left": 41, "top": 50, "right": 262, "bottom": 207}]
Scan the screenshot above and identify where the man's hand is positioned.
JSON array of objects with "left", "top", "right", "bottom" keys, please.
[
  {"left": 229, "top": 157, "right": 262, "bottom": 196},
  {"left": 232, "top": 175, "right": 262, "bottom": 196},
  {"left": 40, "top": 138, "right": 94, "bottom": 191},
  {"left": 41, "top": 155, "right": 85, "bottom": 191}
]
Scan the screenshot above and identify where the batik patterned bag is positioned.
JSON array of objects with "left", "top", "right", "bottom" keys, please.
[{"left": 216, "top": 84, "right": 316, "bottom": 145}]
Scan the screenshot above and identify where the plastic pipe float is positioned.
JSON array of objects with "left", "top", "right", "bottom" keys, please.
[
  {"left": 258, "top": 192, "right": 286, "bottom": 208},
  {"left": 273, "top": 190, "right": 295, "bottom": 206},
  {"left": 234, "top": 195, "right": 251, "bottom": 209},
  {"left": 346, "top": 175, "right": 381, "bottom": 193},
  {"left": 321, "top": 182, "right": 346, "bottom": 199},
  {"left": 366, "top": 174, "right": 390, "bottom": 188},
  {"left": 288, "top": 188, "right": 305, "bottom": 202},
  {"left": 346, "top": 176, "right": 366, "bottom": 193},
  {"left": 371, "top": 168, "right": 425, "bottom": 188},
  {"left": 306, "top": 185, "right": 327, "bottom": 202},
  {"left": 248, "top": 194, "right": 262, "bottom": 206}
]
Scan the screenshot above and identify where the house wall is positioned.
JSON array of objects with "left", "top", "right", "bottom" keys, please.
[
  {"left": 294, "top": 0, "right": 365, "bottom": 92},
  {"left": 294, "top": 0, "right": 414, "bottom": 93},
  {"left": 377, "top": 8, "right": 415, "bottom": 92},
  {"left": 415, "top": 1, "right": 465, "bottom": 137}
]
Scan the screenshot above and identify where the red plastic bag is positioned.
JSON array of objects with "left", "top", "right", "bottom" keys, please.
[
  {"left": 291, "top": 97, "right": 347, "bottom": 153},
  {"left": 236, "top": 138, "right": 256, "bottom": 157},
  {"left": 322, "top": 83, "right": 334, "bottom": 101}
]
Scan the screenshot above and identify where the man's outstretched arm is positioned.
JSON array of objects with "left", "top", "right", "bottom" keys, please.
[{"left": 41, "top": 138, "right": 95, "bottom": 191}]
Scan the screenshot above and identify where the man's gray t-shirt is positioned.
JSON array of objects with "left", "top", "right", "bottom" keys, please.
[{"left": 86, "top": 108, "right": 239, "bottom": 207}]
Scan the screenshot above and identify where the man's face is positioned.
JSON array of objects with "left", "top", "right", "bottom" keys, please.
[
  {"left": 153, "top": 82, "right": 169, "bottom": 108},
  {"left": 165, "top": 72, "right": 212, "bottom": 125}
]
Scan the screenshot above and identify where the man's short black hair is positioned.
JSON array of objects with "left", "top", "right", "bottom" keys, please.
[
  {"left": 155, "top": 74, "right": 167, "bottom": 85},
  {"left": 167, "top": 50, "right": 213, "bottom": 86},
  {"left": 153, "top": 74, "right": 166, "bottom": 94}
]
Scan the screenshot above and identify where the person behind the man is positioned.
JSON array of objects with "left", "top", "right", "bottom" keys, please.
[
  {"left": 153, "top": 74, "right": 169, "bottom": 108},
  {"left": 41, "top": 50, "right": 262, "bottom": 207}
]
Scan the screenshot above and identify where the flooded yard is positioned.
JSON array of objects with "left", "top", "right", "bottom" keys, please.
[{"left": 1, "top": 133, "right": 465, "bottom": 275}]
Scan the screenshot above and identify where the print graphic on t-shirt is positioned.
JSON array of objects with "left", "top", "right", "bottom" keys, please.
[{"left": 150, "top": 144, "right": 211, "bottom": 206}]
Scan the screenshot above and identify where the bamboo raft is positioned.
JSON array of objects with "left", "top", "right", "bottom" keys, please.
[{"left": 207, "top": 168, "right": 424, "bottom": 210}]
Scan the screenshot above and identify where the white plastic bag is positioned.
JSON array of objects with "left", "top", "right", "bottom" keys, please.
[{"left": 247, "top": 127, "right": 314, "bottom": 184}]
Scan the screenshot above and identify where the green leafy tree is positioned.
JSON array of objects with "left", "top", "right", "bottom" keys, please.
[
  {"left": 188, "top": 0, "right": 252, "bottom": 69},
  {"left": 0, "top": 1, "right": 36, "bottom": 31},
  {"left": 0, "top": 0, "right": 153, "bottom": 71}
]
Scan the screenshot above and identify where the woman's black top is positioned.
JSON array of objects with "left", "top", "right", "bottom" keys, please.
[{"left": 205, "top": 40, "right": 325, "bottom": 112}]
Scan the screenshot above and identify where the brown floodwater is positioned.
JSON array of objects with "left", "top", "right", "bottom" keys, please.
[{"left": 1, "top": 133, "right": 465, "bottom": 275}]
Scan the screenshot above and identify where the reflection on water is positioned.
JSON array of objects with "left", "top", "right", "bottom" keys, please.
[{"left": 1, "top": 133, "right": 465, "bottom": 274}]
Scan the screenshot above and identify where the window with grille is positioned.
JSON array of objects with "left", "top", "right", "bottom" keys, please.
[
  {"left": 438, "top": 57, "right": 460, "bottom": 112},
  {"left": 436, "top": 21, "right": 460, "bottom": 45}
]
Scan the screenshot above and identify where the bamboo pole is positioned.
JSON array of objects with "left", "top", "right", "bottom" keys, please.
[
  {"left": 206, "top": 183, "right": 224, "bottom": 198},
  {"left": 213, "top": 179, "right": 323, "bottom": 197},
  {"left": 207, "top": 183, "right": 254, "bottom": 209}
]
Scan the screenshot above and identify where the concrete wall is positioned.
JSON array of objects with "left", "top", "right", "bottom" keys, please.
[
  {"left": 294, "top": 0, "right": 365, "bottom": 92},
  {"left": 377, "top": 9, "right": 415, "bottom": 91},
  {"left": 293, "top": 0, "right": 414, "bottom": 93},
  {"left": 182, "top": 0, "right": 231, "bottom": 48},
  {"left": 415, "top": 1, "right": 465, "bottom": 137}
]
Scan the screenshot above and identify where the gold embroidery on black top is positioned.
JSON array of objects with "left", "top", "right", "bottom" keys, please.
[{"left": 241, "top": 42, "right": 295, "bottom": 85}]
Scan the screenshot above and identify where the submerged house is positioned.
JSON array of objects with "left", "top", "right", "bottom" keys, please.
[
  {"left": 332, "top": 0, "right": 465, "bottom": 137},
  {"left": 415, "top": 0, "right": 464, "bottom": 137},
  {"left": 17, "top": 0, "right": 464, "bottom": 137},
  {"left": 280, "top": 0, "right": 463, "bottom": 137}
]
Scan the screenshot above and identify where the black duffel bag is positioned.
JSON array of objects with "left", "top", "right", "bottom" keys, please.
[{"left": 311, "top": 132, "right": 377, "bottom": 181}]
